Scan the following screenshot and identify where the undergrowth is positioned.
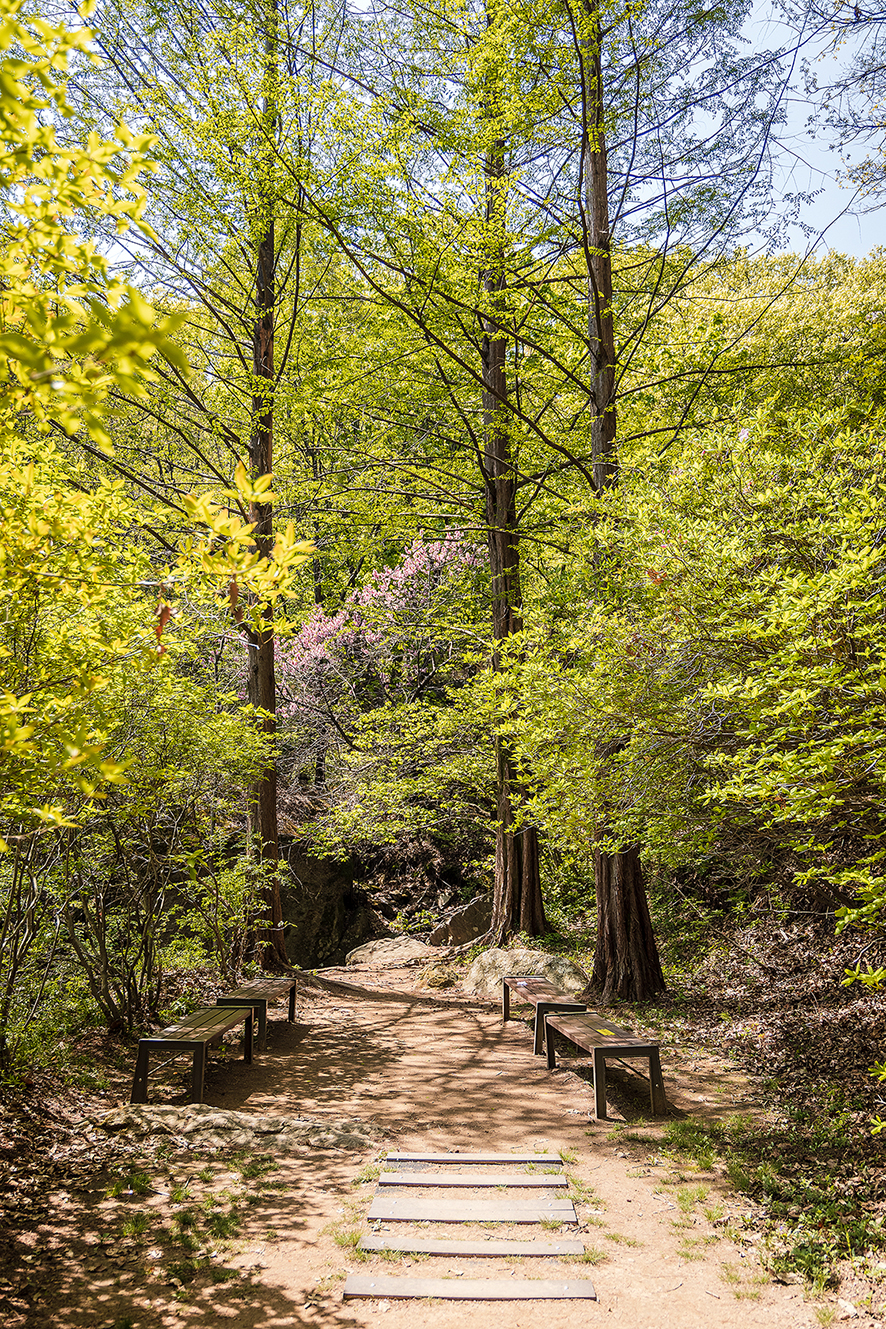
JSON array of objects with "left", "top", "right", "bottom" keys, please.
[
  {"left": 529, "top": 890, "right": 886, "bottom": 1298},
  {"left": 661, "top": 1111, "right": 886, "bottom": 1291}
]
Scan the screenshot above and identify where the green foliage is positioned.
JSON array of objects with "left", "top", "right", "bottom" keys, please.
[
  {"left": 0, "top": 0, "right": 884, "bottom": 1214},
  {"left": 106, "top": 1167, "right": 152, "bottom": 1198},
  {"left": 236, "top": 1154, "right": 278, "bottom": 1181},
  {"left": 508, "top": 402, "right": 886, "bottom": 919},
  {"left": 0, "top": 657, "right": 271, "bottom": 1040},
  {"left": 0, "top": 0, "right": 315, "bottom": 1056},
  {"left": 660, "top": 1110, "right": 886, "bottom": 1290},
  {"left": 0, "top": 0, "right": 185, "bottom": 447},
  {"left": 0, "top": 0, "right": 195, "bottom": 830}
]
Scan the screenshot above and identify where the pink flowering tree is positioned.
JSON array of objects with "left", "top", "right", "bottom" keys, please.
[{"left": 276, "top": 529, "right": 483, "bottom": 788}]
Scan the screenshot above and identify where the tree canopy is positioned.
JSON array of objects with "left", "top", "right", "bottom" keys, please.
[{"left": 2, "top": 0, "right": 886, "bottom": 1053}]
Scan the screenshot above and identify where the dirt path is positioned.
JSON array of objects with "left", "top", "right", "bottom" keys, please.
[{"left": 18, "top": 966, "right": 856, "bottom": 1328}]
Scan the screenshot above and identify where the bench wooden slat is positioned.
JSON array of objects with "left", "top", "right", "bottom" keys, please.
[
  {"left": 142, "top": 1006, "right": 255, "bottom": 1045},
  {"left": 228, "top": 978, "right": 295, "bottom": 996},
  {"left": 343, "top": 1274, "right": 596, "bottom": 1300},
  {"left": 545, "top": 1011, "right": 650, "bottom": 1047},
  {"left": 503, "top": 976, "right": 564, "bottom": 1002}
]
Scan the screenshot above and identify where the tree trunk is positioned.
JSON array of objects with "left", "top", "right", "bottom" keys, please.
[
  {"left": 581, "top": 3, "right": 663, "bottom": 999},
  {"left": 583, "top": 3, "right": 617, "bottom": 495},
  {"left": 590, "top": 846, "right": 665, "bottom": 1002},
  {"left": 246, "top": 3, "right": 287, "bottom": 971},
  {"left": 481, "top": 131, "right": 546, "bottom": 941}
]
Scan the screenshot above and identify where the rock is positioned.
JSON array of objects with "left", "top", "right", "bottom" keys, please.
[
  {"left": 345, "top": 936, "right": 436, "bottom": 966},
  {"left": 279, "top": 842, "right": 389, "bottom": 967},
  {"left": 419, "top": 963, "right": 458, "bottom": 989},
  {"left": 96, "top": 1103, "right": 375, "bottom": 1153},
  {"left": 427, "top": 894, "right": 492, "bottom": 946},
  {"left": 464, "top": 947, "right": 589, "bottom": 999},
  {"left": 838, "top": 1299, "right": 859, "bottom": 1320}
]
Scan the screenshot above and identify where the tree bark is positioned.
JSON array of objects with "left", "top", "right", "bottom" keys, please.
[
  {"left": 480, "top": 130, "right": 546, "bottom": 941},
  {"left": 583, "top": 2, "right": 617, "bottom": 495},
  {"left": 590, "top": 846, "right": 665, "bottom": 1002},
  {"left": 246, "top": 1, "right": 287, "bottom": 970},
  {"left": 580, "top": 1, "right": 664, "bottom": 999}
]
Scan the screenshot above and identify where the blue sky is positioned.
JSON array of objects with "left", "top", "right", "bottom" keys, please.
[{"left": 751, "top": 4, "right": 881, "bottom": 257}]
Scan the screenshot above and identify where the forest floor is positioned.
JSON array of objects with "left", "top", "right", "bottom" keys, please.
[{"left": 1, "top": 953, "right": 883, "bottom": 1329}]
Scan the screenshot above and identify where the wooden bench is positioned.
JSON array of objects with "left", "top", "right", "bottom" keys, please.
[
  {"left": 543, "top": 1011, "right": 667, "bottom": 1119},
  {"left": 216, "top": 977, "right": 296, "bottom": 1051},
  {"left": 130, "top": 1005, "right": 254, "bottom": 1105},
  {"left": 502, "top": 975, "right": 587, "bottom": 1055}
]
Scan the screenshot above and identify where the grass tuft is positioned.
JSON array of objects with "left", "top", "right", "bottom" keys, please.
[{"left": 564, "top": 1246, "right": 606, "bottom": 1264}]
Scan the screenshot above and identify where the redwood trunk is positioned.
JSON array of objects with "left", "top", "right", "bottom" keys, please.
[
  {"left": 246, "top": 19, "right": 286, "bottom": 970},
  {"left": 481, "top": 132, "right": 546, "bottom": 941},
  {"left": 583, "top": 3, "right": 617, "bottom": 494},
  {"left": 581, "top": 3, "right": 663, "bottom": 998},
  {"left": 590, "top": 847, "right": 665, "bottom": 1002}
]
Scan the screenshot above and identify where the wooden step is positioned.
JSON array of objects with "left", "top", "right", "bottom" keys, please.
[
  {"left": 378, "top": 1170, "right": 567, "bottom": 1188},
  {"left": 358, "top": 1236, "right": 586, "bottom": 1257},
  {"left": 343, "top": 1274, "right": 596, "bottom": 1301},
  {"left": 386, "top": 1151, "right": 562, "bottom": 1165},
  {"left": 368, "top": 1196, "right": 577, "bottom": 1223}
]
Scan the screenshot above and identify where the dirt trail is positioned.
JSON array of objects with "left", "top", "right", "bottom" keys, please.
[{"left": 22, "top": 965, "right": 850, "bottom": 1328}]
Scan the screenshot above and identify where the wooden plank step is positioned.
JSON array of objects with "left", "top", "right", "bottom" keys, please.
[
  {"left": 368, "top": 1197, "right": 577, "bottom": 1224},
  {"left": 358, "top": 1236, "right": 586, "bottom": 1257},
  {"left": 387, "top": 1152, "right": 561, "bottom": 1165},
  {"left": 343, "top": 1274, "right": 596, "bottom": 1301},
  {"left": 378, "top": 1171, "right": 567, "bottom": 1189}
]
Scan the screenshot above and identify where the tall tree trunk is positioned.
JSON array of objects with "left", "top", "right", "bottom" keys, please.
[
  {"left": 246, "top": 1, "right": 287, "bottom": 970},
  {"left": 581, "top": 2, "right": 664, "bottom": 1000},
  {"left": 583, "top": 5, "right": 617, "bottom": 495},
  {"left": 481, "top": 131, "right": 546, "bottom": 941},
  {"left": 310, "top": 437, "right": 327, "bottom": 786},
  {"left": 590, "top": 847, "right": 664, "bottom": 1002}
]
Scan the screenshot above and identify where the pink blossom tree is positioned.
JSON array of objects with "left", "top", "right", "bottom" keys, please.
[{"left": 276, "top": 529, "right": 482, "bottom": 786}]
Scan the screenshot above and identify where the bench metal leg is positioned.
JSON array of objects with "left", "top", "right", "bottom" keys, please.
[
  {"left": 502, "top": 978, "right": 510, "bottom": 1022},
  {"left": 254, "top": 1004, "right": 267, "bottom": 1053},
  {"left": 648, "top": 1047, "right": 667, "bottom": 1116},
  {"left": 534, "top": 1002, "right": 587, "bottom": 1055},
  {"left": 593, "top": 1048, "right": 608, "bottom": 1120},
  {"left": 244, "top": 1012, "right": 254, "bottom": 1064},
  {"left": 534, "top": 1004, "right": 552, "bottom": 1055},
  {"left": 191, "top": 1044, "right": 207, "bottom": 1103},
  {"left": 545, "top": 1018, "right": 557, "bottom": 1071},
  {"left": 131, "top": 1043, "right": 150, "bottom": 1104},
  {"left": 288, "top": 982, "right": 296, "bottom": 1023}
]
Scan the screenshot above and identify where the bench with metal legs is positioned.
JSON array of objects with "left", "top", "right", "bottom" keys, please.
[
  {"left": 544, "top": 1011, "right": 667, "bottom": 1119},
  {"left": 130, "top": 1005, "right": 254, "bottom": 1104}
]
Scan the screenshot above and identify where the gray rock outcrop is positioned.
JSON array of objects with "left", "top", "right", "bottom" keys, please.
[
  {"left": 464, "top": 947, "right": 589, "bottom": 998},
  {"left": 427, "top": 893, "right": 492, "bottom": 946},
  {"left": 97, "top": 1103, "right": 374, "bottom": 1152},
  {"left": 280, "top": 843, "right": 388, "bottom": 967},
  {"left": 346, "top": 936, "right": 436, "bottom": 966}
]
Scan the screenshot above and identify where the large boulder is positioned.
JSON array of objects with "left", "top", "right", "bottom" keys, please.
[
  {"left": 464, "top": 947, "right": 589, "bottom": 999},
  {"left": 427, "top": 893, "right": 492, "bottom": 946},
  {"left": 280, "top": 843, "right": 388, "bottom": 968},
  {"left": 346, "top": 936, "right": 436, "bottom": 966}
]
